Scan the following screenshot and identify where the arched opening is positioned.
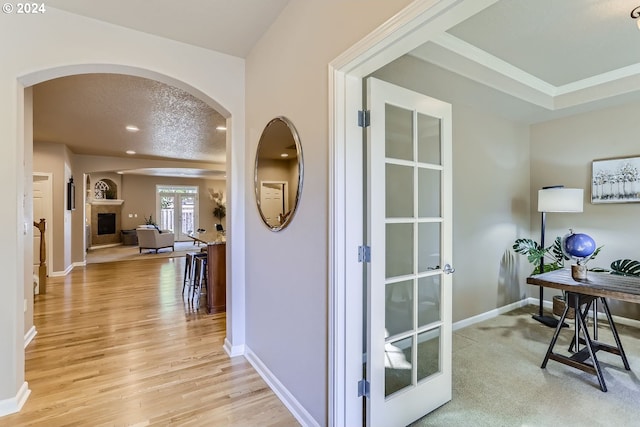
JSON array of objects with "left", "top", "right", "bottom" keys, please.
[{"left": 9, "top": 63, "right": 245, "bottom": 414}]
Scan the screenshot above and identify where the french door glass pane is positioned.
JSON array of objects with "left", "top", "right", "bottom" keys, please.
[
  {"left": 385, "top": 104, "right": 413, "bottom": 161},
  {"left": 417, "top": 223, "right": 441, "bottom": 274},
  {"left": 386, "top": 223, "right": 413, "bottom": 278},
  {"left": 180, "top": 195, "right": 195, "bottom": 235},
  {"left": 160, "top": 196, "right": 175, "bottom": 231},
  {"left": 417, "top": 113, "right": 441, "bottom": 165},
  {"left": 386, "top": 164, "right": 413, "bottom": 218},
  {"left": 385, "top": 279, "right": 413, "bottom": 337},
  {"left": 418, "top": 276, "right": 441, "bottom": 327},
  {"left": 418, "top": 168, "right": 441, "bottom": 218},
  {"left": 417, "top": 328, "right": 441, "bottom": 382},
  {"left": 385, "top": 336, "right": 413, "bottom": 397}
]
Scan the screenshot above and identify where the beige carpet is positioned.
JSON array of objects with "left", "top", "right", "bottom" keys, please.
[
  {"left": 86, "top": 240, "right": 203, "bottom": 264},
  {"left": 411, "top": 306, "right": 640, "bottom": 426}
]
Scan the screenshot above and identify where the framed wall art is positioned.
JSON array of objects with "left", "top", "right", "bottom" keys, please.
[
  {"left": 591, "top": 156, "right": 640, "bottom": 204},
  {"left": 67, "top": 177, "right": 76, "bottom": 210}
]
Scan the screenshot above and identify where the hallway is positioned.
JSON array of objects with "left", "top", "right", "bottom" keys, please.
[{"left": 4, "top": 257, "right": 298, "bottom": 426}]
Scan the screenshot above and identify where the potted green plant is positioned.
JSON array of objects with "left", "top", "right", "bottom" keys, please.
[
  {"left": 209, "top": 189, "right": 226, "bottom": 225},
  {"left": 213, "top": 203, "right": 226, "bottom": 223},
  {"left": 513, "top": 236, "right": 602, "bottom": 318},
  {"left": 144, "top": 215, "right": 156, "bottom": 226},
  {"left": 512, "top": 236, "right": 566, "bottom": 275}
]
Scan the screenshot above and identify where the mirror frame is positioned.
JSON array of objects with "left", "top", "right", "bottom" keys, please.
[{"left": 254, "top": 116, "right": 304, "bottom": 231}]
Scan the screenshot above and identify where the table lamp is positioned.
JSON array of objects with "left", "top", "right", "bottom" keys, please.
[{"left": 534, "top": 185, "right": 584, "bottom": 327}]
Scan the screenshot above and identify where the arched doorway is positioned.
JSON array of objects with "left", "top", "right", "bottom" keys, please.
[{"left": 4, "top": 61, "right": 246, "bottom": 415}]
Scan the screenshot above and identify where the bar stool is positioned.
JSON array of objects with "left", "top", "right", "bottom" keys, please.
[
  {"left": 183, "top": 252, "right": 206, "bottom": 297},
  {"left": 192, "top": 255, "right": 208, "bottom": 305}
]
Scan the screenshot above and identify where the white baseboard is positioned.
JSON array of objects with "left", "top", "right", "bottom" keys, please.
[
  {"left": 24, "top": 326, "right": 37, "bottom": 348},
  {"left": 245, "top": 346, "right": 320, "bottom": 427},
  {"left": 223, "top": 338, "right": 244, "bottom": 357},
  {"left": 0, "top": 382, "right": 30, "bottom": 417},
  {"left": 50, "top": 263, "right": 74, "bottom": 277},
  {"left": 453, "top": 298, "right": 530, "bottom": 331},
  {"left": 89, "top": 243, "right": 123, "bottom": 250}
]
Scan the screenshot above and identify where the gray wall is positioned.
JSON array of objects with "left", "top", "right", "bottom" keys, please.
[
  {"left": 245, "top": 1, "right": 413, "bottom": 424},
  {"left": 33, "top": 141, "right": 72, "bottom": 273},
  {"left": 530, "top": 102, "right": 640, "bottom": 319}
]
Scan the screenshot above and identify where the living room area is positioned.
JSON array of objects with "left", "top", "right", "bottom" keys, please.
[{"left": 33, "top": 142, "right": 227, "bottom": 274}]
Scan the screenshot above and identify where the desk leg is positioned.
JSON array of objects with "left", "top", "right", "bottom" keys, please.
[
  {"left": 572, "top": 294, "right": 607, "bottom": 392},
  {"left": 543, "top": 293, "right": 607, "bottom": 392},
  {"left": 569, "top": 300, "right": 593, "bottom": 353},
  {"left": 541, "top": 302, "right": 570, "bottom": 369},
  {"left": 601, "top": 298, "right": 630, "bottom": 370},
  {"left": 593, "top": 298, "right": 598, "bottom": 341}
]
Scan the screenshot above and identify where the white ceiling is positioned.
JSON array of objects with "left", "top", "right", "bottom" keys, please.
[
  {"left": 35, "top": 0, "right": 640, "bottom": 178},
  {"left": 45, "top": 0, "right": 290, "bottom": 58}
]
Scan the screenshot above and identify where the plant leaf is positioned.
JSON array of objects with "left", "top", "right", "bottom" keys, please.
[
  {"left": 551, "top": 237, "right": 568, "bottom": 264},
  {"left": 610, "top": 259, "right": 640, "bottom": 277},
  {"left": 512, "top": 238, "right": 539, "bottom": 255}
]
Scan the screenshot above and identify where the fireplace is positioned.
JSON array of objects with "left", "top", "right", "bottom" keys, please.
[
  {"left": 90, "top": 200, "right": 123, "bottom": 246},
  {"left": 97, "top": 213, "right": 116, "bottom": 235}
]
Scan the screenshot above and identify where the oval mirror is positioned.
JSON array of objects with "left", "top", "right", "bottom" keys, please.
[{"left": 254, "top": 116, "right": 304, "bottom": 231}]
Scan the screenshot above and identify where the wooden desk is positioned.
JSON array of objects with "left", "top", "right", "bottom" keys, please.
[
  {"left": 527, "top": 269, "right": 640, "bottom": 303},
  {"left": 527, "top": 269, "right": 637, "bottom": 391}
]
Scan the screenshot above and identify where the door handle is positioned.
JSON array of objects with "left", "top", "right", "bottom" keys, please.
[{"left": 443, "top": 264, "right": 455, "bottom": 275}]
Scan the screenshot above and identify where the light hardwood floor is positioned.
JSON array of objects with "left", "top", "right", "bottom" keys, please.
[{"left": 4, "top": 257, "right": 299, "bottom": 426}]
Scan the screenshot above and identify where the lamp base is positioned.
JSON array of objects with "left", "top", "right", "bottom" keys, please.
[{"left": 532, "top": 314, "right": 569, "bottom": 328}]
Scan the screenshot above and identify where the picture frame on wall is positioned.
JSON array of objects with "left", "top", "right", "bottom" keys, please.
[
  {"left": 591, "top": 156, "right": 640, "bottom": 204},
  {"left": 67, "top": 177, "right": 76, "bottom": 210}
]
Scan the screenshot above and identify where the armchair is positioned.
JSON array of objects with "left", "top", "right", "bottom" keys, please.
[{"left": 136, "top": 228, "right": 175, "bottom": 253}]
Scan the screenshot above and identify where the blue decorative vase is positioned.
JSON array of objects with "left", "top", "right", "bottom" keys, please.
[
  {"left": 562, "top": 231, "right": 596, "bottom": 280},
  {"left": 562, "top": 232, "right": 596, "bottom": 259}
]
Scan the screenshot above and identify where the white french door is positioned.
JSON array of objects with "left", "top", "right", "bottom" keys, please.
[
  {"left": 157, "top": 186, "right": 198, "bottom": 241},
  {"left": 365, "top": 78, "right": 453, "bottom": 427}
]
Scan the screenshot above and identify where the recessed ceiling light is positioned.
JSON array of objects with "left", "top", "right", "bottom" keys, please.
[
  {"left": 116, "top": 171, "right": 124, "bottom": 175},
  {"left": 216, "top": 126, "right": 226, "bottom": 131},
  {"left": 280, "top": 153, "right": 289, "bottom": 158},
  {"left": 126, "top": 150, "right": 136, "bottom": 155},
  {"left": 125, "top": 125, "right": 139, "bottom": 132}
]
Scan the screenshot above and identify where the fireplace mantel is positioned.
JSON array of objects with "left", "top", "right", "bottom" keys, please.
[{"left": 89, "top": 199, "right": 124, "bottom": 206}]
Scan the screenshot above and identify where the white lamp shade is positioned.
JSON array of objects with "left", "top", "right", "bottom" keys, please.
[{"left": 538, "top": 188, "right": 583, "bottom": 213}]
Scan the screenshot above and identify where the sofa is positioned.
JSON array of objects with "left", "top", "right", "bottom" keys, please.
[{"left": 136, "top": 227, "right": 175, "bottom": 253}]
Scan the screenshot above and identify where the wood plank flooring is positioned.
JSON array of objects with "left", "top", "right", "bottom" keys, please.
[{"left": 3, "top": 257, "right": 299, "bottom": 426}]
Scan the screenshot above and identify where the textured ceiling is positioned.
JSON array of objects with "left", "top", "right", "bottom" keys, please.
[{"left": 33, "top": 74, "right": 227, "bottom": 167}]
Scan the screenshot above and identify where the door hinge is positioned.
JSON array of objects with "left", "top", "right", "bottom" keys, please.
[
  {"left": 358, "top": 110, "right": 370, "bottom": 128},
  {"left": 358, "top": 379, "right": 370, "bottom": 398},
  {"left": 358, "top": 245, "right": 371, "bottom": 263}
]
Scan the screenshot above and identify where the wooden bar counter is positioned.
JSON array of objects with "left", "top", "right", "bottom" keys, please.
[{"left": 206, "top": 241, "right": 226, "bottom": 313}]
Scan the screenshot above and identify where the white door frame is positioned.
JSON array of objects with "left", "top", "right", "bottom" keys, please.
[{"left": 328, "top": 1, "right": 499, "bottom": 424}]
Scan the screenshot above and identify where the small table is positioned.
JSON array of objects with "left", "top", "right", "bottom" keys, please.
[{"left": 527, "top": 269, "right": 639, "bottom": 391}]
